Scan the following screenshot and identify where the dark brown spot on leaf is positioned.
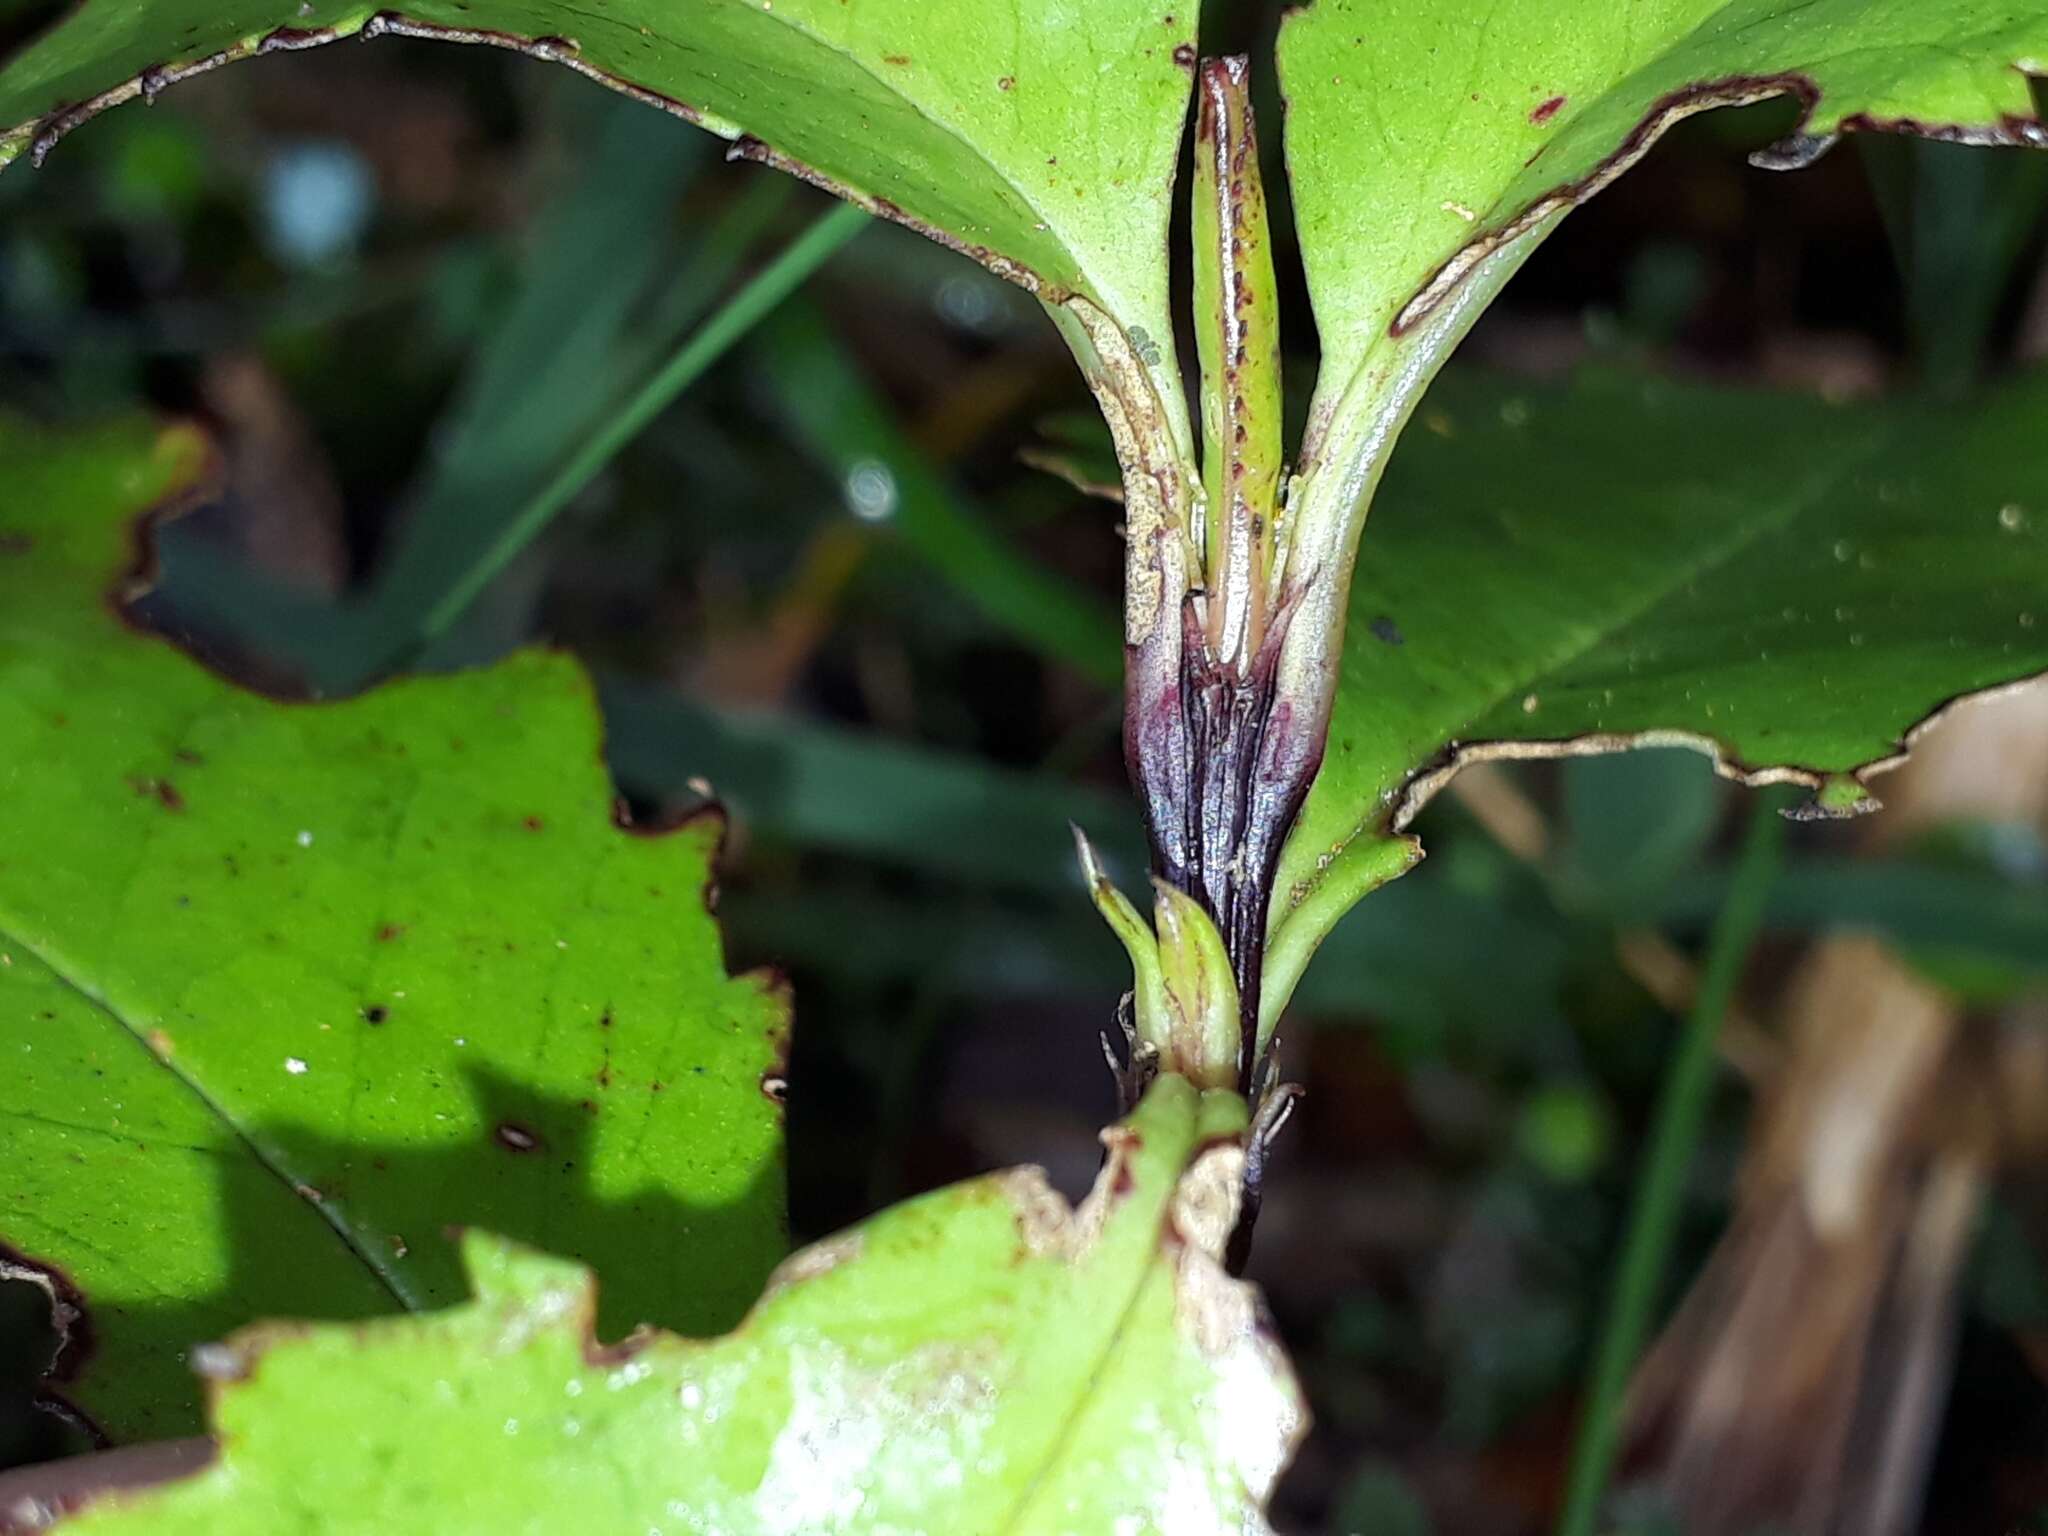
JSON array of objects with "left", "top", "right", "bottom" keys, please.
[
  {"left": 1531, "top": 94, "right": 1566, "bottom": 124},
  {"left": 0, "top": 531, "right": 33, "bottom": 555},
  {"left": 376, "top": 923, "right": 404, "bottom": 942},
  {"left": 522, "top": 815, "right": 544, "bottom": 832},
  {"left": 1173, "top": 43, "right": 1197, "bottom": 69},
  {"left": 361, "top": 1005, "right": 388, "bottom": 1025}
]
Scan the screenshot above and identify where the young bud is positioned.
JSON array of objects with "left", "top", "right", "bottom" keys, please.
[{"left": 1074, "top": 828, "right": 1242, "bottom": 1092}]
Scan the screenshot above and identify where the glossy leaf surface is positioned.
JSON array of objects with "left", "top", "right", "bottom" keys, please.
[
  {"left": 0, "top": 416, "right": 786, "bottom": 1440},
  {"left": 1267, "top": 369, "right": 2048, "bottom": 1011}
]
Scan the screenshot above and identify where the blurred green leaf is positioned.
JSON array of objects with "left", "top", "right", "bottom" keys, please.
[
  {"left": 1517, "top": 1084, "right": 1616, "bottom": 1184},
  {"left": 0, "top": 415, "right": 785, "bottom": 1439},
  {"left": 1970, "top": 1196, "right": 2048, "bottom": 1333},
  {"left": 1656, "top": 853, "right": 2048, "bottom": 985},
  {"left": 600, "top": 674, "right": 1137, "bottom": 892},
  {"left": 1559, "top": 750, "right": 1722, "bottom": 922},
  {"left": 1559, "top": 794, "right": 1785, "bottom": 1536},
  {"left": 1333, "top": 1459, "right": 1434, "bottom": 1536},
  {"left": 355, "top": 95, "right": 718, "bottom": 675},
  {"left": 140, "top": 121, "right": 865, "bottom": 695}
]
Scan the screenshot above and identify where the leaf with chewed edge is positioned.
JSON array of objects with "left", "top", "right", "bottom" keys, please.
[
  {"left": 1261, "top": 1, "right": 2048, "bottom": 1007},
  {"left": 54, "top": 1075, "right": 1301, "bottom": 1536},
  {"left": 1263, "top": 367, "right": 2048, "bottom": 1025},
  {"left": 0, "top": 413, "right": 786, "bottom": 1442}
]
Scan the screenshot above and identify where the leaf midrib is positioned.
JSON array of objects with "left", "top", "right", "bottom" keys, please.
[
  {"left": 0, "top": 916, "right": 414, "bottom": 1313},
  {"left": 993, "top": 1253, "right": 1158, "bottom": 1534}
]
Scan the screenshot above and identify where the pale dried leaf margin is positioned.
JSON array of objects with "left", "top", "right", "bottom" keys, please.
[
  {"left": 1268, "top": 11, "right": 2048, "bottom": 1020},
  {"left": 1389, "top": 668, "right": 2048, "bottom": 835},
  {"left": 1392, "top": 69, "right": 2048, "bottom": 339},
  {"left": 45, "top": 1077, "right": 1305, "bottom": 1536},
  {"left": 0, "top": 1247, "right": 87, "bottom": 1424}
]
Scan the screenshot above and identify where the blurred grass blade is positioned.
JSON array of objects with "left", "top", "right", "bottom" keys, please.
[
  {"left": 402, "top": 199, "right": 870, "bottom": 667},
  {"left": 364, "top": 94, "right": 799, "bottom": 677},
  {"left": 758, "top": 302, "right": 1121, "bottom": 685},
  {"left": 141, "top": 99, "right": 860, "bottom": 697},
  {"left": 381, "top": 169, "right": 799, "bottom": 677},
  {"left": 351, "top": 92, "right": 708, "bottom": 687},
  {"left": 1556, "top": 794, "right": 1787, "bottom": 1536},
  {"left": 599, "top": 673, "right": 1140, "bottom": 890},
  {"left": 388, "top": 99, "right": 709, "bottom": 579}
]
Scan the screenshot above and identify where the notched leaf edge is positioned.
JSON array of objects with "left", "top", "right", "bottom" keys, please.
[
  {"left": 102, "top": 416, "right": 802, "bottom": 1114},
  {"left": 108, "top": 417, "right": 762, "bottom": 867},
  {"left": 43, "top": 1110, "right": 1303, "bottom": 1531},
  {"left": 0, "top": 1243, "right": 101, "bottom": 1445}
]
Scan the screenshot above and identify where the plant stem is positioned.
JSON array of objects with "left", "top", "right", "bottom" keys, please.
[
  {"left": 412, "top": 199, "right": 870, "bottom": 653},
  {"left": 1131, "top": 56, "right": 1311, "bottom": 1095},
  {"left": 1554, "top": 792, "right": 1787, "bottom": 1536}
]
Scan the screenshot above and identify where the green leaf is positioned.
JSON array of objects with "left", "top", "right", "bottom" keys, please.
[
  {"left": 1265, "top": 368, "right": 2048, "bottom": 1019},
  {"left": 1279, "top": 0, "right": 2048, "bottom": 428},
  {"left": 56, "top": 1077, "right": 1302, "bottom": 1536},
  {"left": 0, "top": 0, "right": 1197, "bottom": 454},
  {"left": 1864, "top": 136, "right": 2048, "bottom": 392},
  {"left": 1268, "top": 7, "right": 2048, "bottom": 974},
  {"left": 0, "top": 415, "right": 787, "bottom": 1440}
]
